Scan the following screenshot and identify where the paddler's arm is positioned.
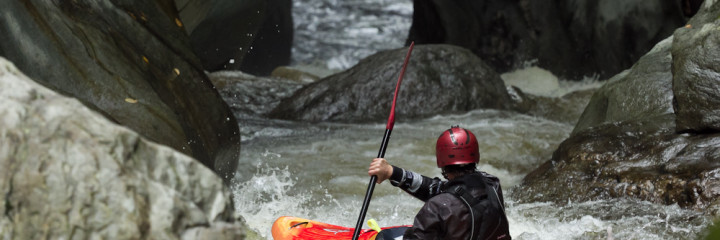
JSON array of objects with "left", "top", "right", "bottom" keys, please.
[{"left": 368, "top": 158, "right": 443, "bottom": 202}]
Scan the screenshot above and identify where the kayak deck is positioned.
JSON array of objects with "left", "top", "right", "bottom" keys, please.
[{"left": 271, "top": 216, "right": 410, "bottom": 240}]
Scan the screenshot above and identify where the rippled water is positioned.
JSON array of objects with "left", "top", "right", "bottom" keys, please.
[
  {"left": 228, "top": 0, "right": 714, "bottom": 239},
  {"left": 291, "top": 0, "right": 412, "bottom": 70}
]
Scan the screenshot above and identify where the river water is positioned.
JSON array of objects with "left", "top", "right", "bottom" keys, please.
[{"left": 228, "top": 0, "right": 713, "bottom": 239}]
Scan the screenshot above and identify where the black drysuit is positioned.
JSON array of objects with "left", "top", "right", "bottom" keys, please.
[{"left": 388, "top": 166, "right": 511, "bottom": 240}]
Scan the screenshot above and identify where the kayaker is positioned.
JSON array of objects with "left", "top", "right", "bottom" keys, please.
[{"left": 368, "top": 126, "right": 511, "bottom": 240}]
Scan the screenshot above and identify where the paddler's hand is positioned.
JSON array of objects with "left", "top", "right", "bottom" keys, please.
[{"left": 368, "top": 158, "right": 393, "bottom": 184}]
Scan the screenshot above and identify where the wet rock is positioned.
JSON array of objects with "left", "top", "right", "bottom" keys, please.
[
  {"left": 514, "top": 1, "right": 720, "bottom": 212},
  {"left": 514, "top": 119, "right": 720, "bottom": 212},
  {"left": 267, "top": 44, "right": 514, "bottom": 122},
  {"left": 671, "top": 2, "right": 720, "bottom": 132},
  {"left": 270, "top": 66, "right": 321, "bottom": 83},
  {"left": 0, "top": 0, "right": 240, "bottom": 182},
  {"left": 190, "top": 0, "right": 293, "bottom": 76},
  {"left": 572, "top": 36, "right": 676, "bottom": 135},
  {"left": 0, "top": 58, "right": 249, "bottom": 239},
  {"left": 407, "top": 0, "right": 686, "bottom": 80}
]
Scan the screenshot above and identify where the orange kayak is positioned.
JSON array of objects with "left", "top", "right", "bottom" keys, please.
[{"left": 271, "top": 216, "right": 410, "bottom": 240}]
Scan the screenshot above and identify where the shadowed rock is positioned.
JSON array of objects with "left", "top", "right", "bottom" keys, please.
[
  {"left": 407, "top": 0, "right": 687, "bottom": 80},
  {"left": 268, "top": 44, "right": 514, "bottom": 122},
  {"left": 190, "top": 0, "right": 293, "bottom": 76},
  {"left": 174, "top": 0, "right": 213, "bottom": 34},
  {"left": 0, "top": 0, "right": 240, "bottom": 181}
]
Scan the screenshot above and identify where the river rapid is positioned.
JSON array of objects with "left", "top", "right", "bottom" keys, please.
[{"left": 229, "top": 0, "right": 712, "bottom": 239}]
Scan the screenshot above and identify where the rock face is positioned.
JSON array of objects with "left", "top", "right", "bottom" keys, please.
[
  {"left": 672, "top": 2, "right": 720, "bottom": 132},
  {"left": 190, "top": 0, "right": 293, "bottom": 76},
  {"left": 0, "top": 0, "right": 240, "bottom": 181},
  {"left": 268, "top": 44, "right": 514, "bottom": 122},
  {"left": 572, "top": 36, "right": 676, "bottom": 135},
  {"left": 0, "top": 58, "right": 247, "bottom": 239},
  {"left": 513, "top": 1, "right": 720, "bottom": 213},
  {"left": 407, "top": 0, "right": 687, "bottom": 80}
]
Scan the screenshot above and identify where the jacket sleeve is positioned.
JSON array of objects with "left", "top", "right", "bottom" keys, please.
[{"left": 388, "top": 166, "right": 444, "bottom": 202}]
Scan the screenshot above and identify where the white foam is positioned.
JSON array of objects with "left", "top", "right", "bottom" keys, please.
[{"left": 501, "top": 66, "right": 603, "bottom": 97}]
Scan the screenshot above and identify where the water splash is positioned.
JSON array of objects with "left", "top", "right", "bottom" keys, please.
[
  {"left": 232, "top": 166, "right": 306, "bottom": 238},
  {"left": 507, "top": 198, "right": 711, "bottom": 239}
]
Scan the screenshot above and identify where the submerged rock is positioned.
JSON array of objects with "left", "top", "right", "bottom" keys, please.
[
  {"left": 0, "top": 58, "right": 249, "bottom": 239},
  {"left": 0, "top": 0, "right": 240, "bottom": 182},
  {"left": 514, "top": 1, "right": 720, "bottom": 213},
  {"left": 267, "top": 44, "right": 514, "bottom": 122}
]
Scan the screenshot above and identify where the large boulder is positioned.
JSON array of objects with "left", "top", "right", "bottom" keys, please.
[
  {"left": 0, "top": 0, "right": 240, "bottom": 181},
  {"left": 268, "top": 44, "right": 514, "bottom": 122},
  {"left": 672, "top": 2, "right": 720, "bottom": 132},
  {"left": 190, "top": 0, "right": 293, "bottom": 76},
  {"left": 0, "top": 57, "right": 248, "bottom": 239},
  {"left": 407, "top": 0, "right": 687, "bottom": 80},
  {"left": 571, "top": 36, "right": 676, "bottom": 135},
  {"left": 513, "top": 1, "right": 720, "bottom": 213}
]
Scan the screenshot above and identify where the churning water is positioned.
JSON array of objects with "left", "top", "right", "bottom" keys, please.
[
  {"left": 228, "top": 0, "right": 713, "bottom": 239},
  {"left": 232, "top": 108, "right": 710, "bottom": 239}
]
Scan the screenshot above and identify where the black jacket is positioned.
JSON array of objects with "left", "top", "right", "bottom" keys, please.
[{"left": 389, "top": 167, "right": 511, "bottom": 240}]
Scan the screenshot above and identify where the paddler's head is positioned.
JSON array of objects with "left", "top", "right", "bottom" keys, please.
[{"left": 435, "top": 126, "right": 479, "bottom": 180}]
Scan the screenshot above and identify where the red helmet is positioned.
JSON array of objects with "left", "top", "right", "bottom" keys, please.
[{"left": 436, "top": 126, "right": 479, "bottom": 168}]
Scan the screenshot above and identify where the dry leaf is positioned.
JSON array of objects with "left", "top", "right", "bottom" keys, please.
[
  {"left": 173, "top": 68, "right": 180, "bottom": 76},
  {"left": 175, "top": 18, "right": 183, "bottom": 27}
]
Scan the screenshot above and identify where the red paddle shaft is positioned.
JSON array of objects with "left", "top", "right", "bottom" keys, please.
[{"left": 352, "top": 42, "right": 415, "bottom": 240}]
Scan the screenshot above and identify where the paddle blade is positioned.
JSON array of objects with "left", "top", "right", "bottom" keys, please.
[{"left": 385, "top": 41, "right": 415, "bottom": 130}]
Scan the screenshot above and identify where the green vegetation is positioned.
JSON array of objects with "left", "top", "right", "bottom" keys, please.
[{"left": 704, "top": 219, "right": 720, "bottom": 240}]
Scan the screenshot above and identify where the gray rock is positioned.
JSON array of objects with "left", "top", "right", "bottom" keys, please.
[
  {"left": 0, "top": 57, "right": 247, "bottom": 239},
  {"left": 0, "top": 0, "right": 240, "bottom": 182},
  {"left": 672, "top": 1, "right": 720, "bottom": 132},
  {"left": 572, "top": 36, "right": 676, "bottom": 135},
  {"left": 268, "top": 44, "right": 513, "bottom": 122},
  {"left": 513, "top": 1, "right": 720, "bottom": 212},
  {"left": 514, "top": 118, "right": 720, "bottom": 213},
  {"left": 209, "top": 71, "right": 304, "bottom": 119}
]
